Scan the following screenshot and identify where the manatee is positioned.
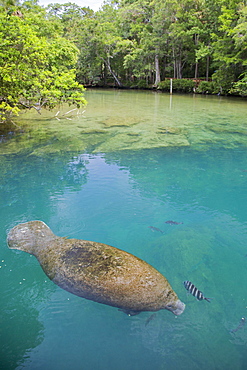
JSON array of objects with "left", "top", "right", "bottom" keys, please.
[{"left": 7, "top": 221, "right": 185, "bottom": 316}]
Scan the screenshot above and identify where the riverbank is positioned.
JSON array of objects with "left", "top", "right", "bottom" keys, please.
[{"left": 84, "top": 78, "right": 246, "bottom": 97}]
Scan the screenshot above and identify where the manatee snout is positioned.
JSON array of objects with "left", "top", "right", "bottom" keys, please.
[
  {"left": 166, "top": 300, "right": 185, "bottom": 316},
  {"left": 7, "top": 225, "right": 32, "bottom": 251}
]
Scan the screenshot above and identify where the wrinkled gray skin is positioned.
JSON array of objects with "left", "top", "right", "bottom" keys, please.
[{"left": 7, "top": 221, "right": 185, "bottom": 316}]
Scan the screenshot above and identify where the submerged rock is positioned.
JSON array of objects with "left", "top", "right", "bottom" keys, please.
[{"left": 7, "top": 221, "right": 185, "bottom": 316}]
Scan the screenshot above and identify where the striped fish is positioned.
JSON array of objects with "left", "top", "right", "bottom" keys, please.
[{"left": 183, "top": 281, "right": 211, "bottom": 302}]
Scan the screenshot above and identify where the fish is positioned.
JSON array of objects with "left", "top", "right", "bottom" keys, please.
[
  {"left": 165, "top": 220, "right": 183, "bottom": 225},
  {"left": 145, "top": 313, "right": 157, "bottom": 326},
  {"left": 230, "top": 317, "right": 245, "bottom": 333},
  {"left": 183, "top": 281, "right": 211, "bottom": 302},
  {"left": 148, "top": 226, "right": 164, "bottom": 234}
]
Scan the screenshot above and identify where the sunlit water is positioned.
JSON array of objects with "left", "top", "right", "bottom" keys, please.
[{"left": 1, "top": 90, "right": 247, "bottom": 369}]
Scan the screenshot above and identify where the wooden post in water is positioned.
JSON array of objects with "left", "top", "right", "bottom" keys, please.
[{"left": 170, "top": 79, "right": 173, "bottom": 94}]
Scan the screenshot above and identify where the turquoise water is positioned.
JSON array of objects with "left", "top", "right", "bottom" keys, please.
[{"left": 1, "top": 90, "right": 247, "bottom": 369}]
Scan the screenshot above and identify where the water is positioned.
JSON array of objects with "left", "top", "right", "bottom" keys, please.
[{"left": 1, "top": 90, "right": 247, "bottom": 369}]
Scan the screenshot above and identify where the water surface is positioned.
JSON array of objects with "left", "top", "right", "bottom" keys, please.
[
  {"left": 1, "top": 89, "right": 247, "bottom": 155},
  {"left": 1, "top": 90, "right": 247, "bottom": 369}
]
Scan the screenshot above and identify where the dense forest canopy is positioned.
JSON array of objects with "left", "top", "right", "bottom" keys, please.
[{"left": 0, "top": 0, "right": 247, "bottom": 123}]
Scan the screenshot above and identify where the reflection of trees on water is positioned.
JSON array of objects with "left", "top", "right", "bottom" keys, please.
[
  {"left": 0, "top": 154, "right": 89, "bottom": 226},
  {"left": 0, "top": 243, "right": 52, "bottom": 370},
  {"left": 130, "top": 307, "right": 242, "bottom": 369},
  {"left": 63, "top": 155, "right": 89, "bottom": 190},
  {"left": 1, "top": 306, "right": 44, "bottom": 369},
  {"left": 104, "top": 147, "right": 247, "bottom": 219},
  {"left": 1, "top": 153, "right": 89, "bottom": 368},
  {"left": 1, "top": 293, "right": 44, "bottom": 370}
]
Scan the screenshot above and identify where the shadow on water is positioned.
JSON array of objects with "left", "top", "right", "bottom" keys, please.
[
  {"left": 0, "top": 225, "right": 46, "bottom": 370},
  {"left": 1, "top": 90, "right": 247, "bottom": 369}
]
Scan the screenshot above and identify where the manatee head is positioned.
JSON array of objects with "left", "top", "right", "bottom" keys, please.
[
  {"left": 165, "top": 299, "right": 185, "bottom": 316},
  {"left": 7, "top": 221, "right": 55, "bottom": 255}
]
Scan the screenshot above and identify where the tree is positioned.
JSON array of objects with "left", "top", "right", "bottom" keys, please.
[
  {"left": 0, "top": 2, "right": 86, "bottom": 124},
  {"left": 46, "top": 2, "right": 93, "bottom": 41},
  {"left": 230, "top": 4, "right": 247, "bottom": 95},
  {"left": 12, "top": 0, "right": 244, "bottom": 95},
  {"left": 74, "top": 3, "right": 134, "bottom": 87},
  {"left": 211, "top": 0, "right": 246, "bottom": 93},
  {"left": 118, "top": 0, "right": 160, "bottom": 85},
  {"left": 93, "top": 5, "right": 124, "bottom": 86}
]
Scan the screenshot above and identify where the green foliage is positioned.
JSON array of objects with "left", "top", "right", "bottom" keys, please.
[
  {"left": 212, "top": 67, "right": 236, "bottom": 95},
  {"left": 211, "top": 1, "right": 247, "bottom": 93},
  {"left": 40, "top": 0, "right": 247, "bottom": 95},
  {"left": 158, "top": 79, "right": 196, "bottom": 93},
  {"left": 128, "top": 79, "right": 150, "bottom": 89},
  {"left": 195, "top": 81, "right": 218, "bottom": 94},
  {"left": 230, "top": 73, "right": 247, "bottom": 96},
  {"left": 157, "top": 80, "right": 171, "bottom": 91},
  {"left": 71, "top": 0, "right": 245, "bottom": 93},
  {"left": 1, "top": 0, "right": 247, "bottom": 110},
  {"left": 0, "top": 3, "right": 86, "bottom": 123}
]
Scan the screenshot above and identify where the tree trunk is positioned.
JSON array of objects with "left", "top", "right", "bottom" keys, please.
[
  {"left": 102, "top": 63, "right": 107, "bottom": 85},
  {"left": 194, "top": 34, "right": 199, "bottom": 79},
  {"left": 194, "top": 61, "right": 198, "bottom": 79},
  {"left": 103, "top": 57, "right": 122, "bottom": 87},
  {"left": 177, "top": 58, "right": 182, "bottom": 79},
  {"left": 206, "top": 55, "right": 210, "bottom": 81},
  {"left": 173, "top": 48, "right": 182, "bottom": 79},
  {"left": 172, "top": 47, "right": 176, "bottom": 78},
  {"left": 154, "top": 54, "right": 161, "bottom": 86}
]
